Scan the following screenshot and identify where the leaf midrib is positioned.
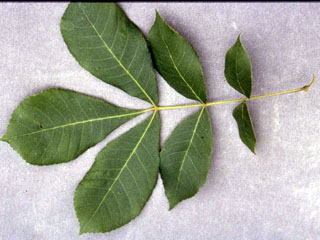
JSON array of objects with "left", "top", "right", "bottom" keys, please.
[
  {"left": 80, "top": 111, "right": 157, "bottom": 232},
  {"left": 4, "top": 110, "right": 145, "bottom": 140},
  {"left": 175, "top": 108, "right": 204, "bottom": 191},
  {"left": 157, "top": 22, "right": 204, "bottom": 104},
  {"left": 241, "top": 102, "right": 256, "bottom": 145},
  {"left": 235, "top": 42, "right": 246, "bottom": 96},
  {"left": 78, "top": 4, "right": 156, "bottom": 106}
]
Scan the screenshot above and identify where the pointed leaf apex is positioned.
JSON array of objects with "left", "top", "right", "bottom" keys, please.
[
  {"left": 0, "top": 135, "right": 7, "bottom": 142},
  {"left": 79, "top": 227, "right": 87, "bottom": 236},
  {"left": 247, "top": 141, "right": 256, "bottom": 154},
  {"left": 169, "top": 203, "right": 176, "bottom": 211},
  {"left": 155, "top": 9, "right": 163, "bottom": 21},
  {"left": 237, "top": 33, "right": 245, "bottom": 47}
]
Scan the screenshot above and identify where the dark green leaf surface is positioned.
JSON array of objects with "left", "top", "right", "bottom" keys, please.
[
  {"left": 160, "top": 108, "right": 213, "bottom": 209},
  {"left": 74, "top": 112, "right": 160, "bottom": 234},
  {"left": 148, "top": 11, "right": 207, "bottom": 103},
  {"left": 1, "top": 89, "right": 144, "bottom": 165},
  {"left": 224, "top": 34, "right": 252, "bottom": 98},
  {"left": 60, "top": 3, "right": 158, "bottom": 105},
  {"left": 233, "top": 102, "right": 256, "bottom": 153}
]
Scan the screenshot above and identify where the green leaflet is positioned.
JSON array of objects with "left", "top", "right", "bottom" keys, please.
[
  {"left": 224, "top": 34, "right": 252, "bottom": 98},
  {"left": 0, "top": 88, "right": 144, "bottom": 165},
  {"left": 225, "top": 34, "right": 256, "bottom": 152},
  {"left": 60, "top": 3, "right": 158, "bottom": 106},
  {"left": 148, "top": 11, "right": 207, "bottom": 103},
  {"left": 74, "top": 112, "right": 160, "bottom": 234},
  {"left": 233, "top": 102, "right": 256, "bottom": 153},
  {"left": 160, "top": 108, "right": 213, "bottom": 210}
]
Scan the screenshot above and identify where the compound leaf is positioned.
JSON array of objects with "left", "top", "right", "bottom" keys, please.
[
  {"left": 61, "top": 3, "right": 158, "bottom": 106},
  {"left": 233, "top": 102, "right": 256, "bottom": 153},
  {"left": 74, "top": 112, "right": 160, "bottom": 234},
  {"left": 0, "top": 88, "right": 144, "bottom": 165},
  {"left": 160, "top": 108, "right": 213, "bottom": 209},
  {"left": 224, "top": 34, "right": 252, "bottom": 98},
  {"left": 148, "top": 11, "right": 207, "bottom": 103}
]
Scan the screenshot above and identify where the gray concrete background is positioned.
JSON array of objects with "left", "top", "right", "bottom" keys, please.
[{"left": 0, "top": 2, "right": 320, "bottom": 240}]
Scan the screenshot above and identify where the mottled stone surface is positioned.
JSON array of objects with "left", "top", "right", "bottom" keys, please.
[{"left": 0, "top": 2, "right": 319, "bottom": 240}]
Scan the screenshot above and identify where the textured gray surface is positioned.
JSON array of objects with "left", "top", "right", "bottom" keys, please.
[{"left": 0, "top": 2, "right": 320, "bottom": 240}]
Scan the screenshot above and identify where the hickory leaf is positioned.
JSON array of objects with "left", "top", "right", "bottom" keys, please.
[
  {"left": 224, "top": 34, "right": 252, "bottom": 98},
  {"left": 148, "top": 11, "right": 207, "bottom": 103},
  {"left": 0, "top": 2, "right": 314, "bottom": 236},
  {"left": 74, "top": 112, "right": 160, "bottom": 234},
  {"left": 1, "top": 88, "right": 143, "bottom": 165},
  {"left": 61, "top": 3, "right": 158, "bottom": 106},
  {"left": 233, "top": 102, "right": 256, "bottom": 153},
  {"left": 160, "top": 108, "right": 213, "bottom": 209}
]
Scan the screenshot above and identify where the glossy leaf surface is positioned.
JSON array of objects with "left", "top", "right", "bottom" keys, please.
[
  {"left": 148, "top": 11, "right": 207, "bottom": 103},
  {"left": 224, "top": 34, "right": 252, "bottom": 98},
  {"left": 160, "top": 108, "right": 213, "bottom": 209},
  {"left": 61, "top": 3, "right": 158, "bottom": 105},
  {"left": 74, "top": 112, "right": 160, "bottom": 234},
  {"left": 233, "top": 102, "right": 256, "bottom": 153},
  {"left": 1, "top": 89, "right": 143, "bottom": 165}
]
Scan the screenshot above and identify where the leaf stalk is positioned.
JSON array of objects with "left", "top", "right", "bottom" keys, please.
[{"left": 145, "top": 75, "right": 316, "bottom": 112}]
